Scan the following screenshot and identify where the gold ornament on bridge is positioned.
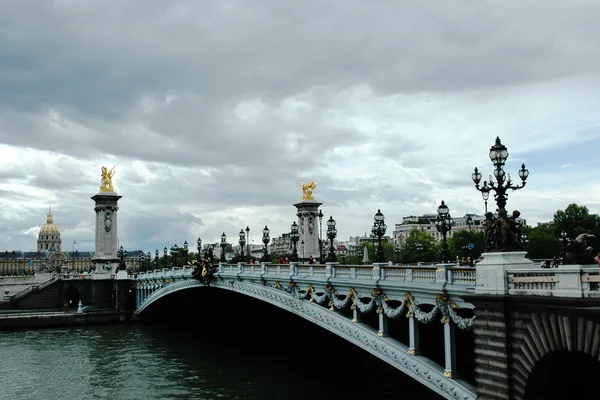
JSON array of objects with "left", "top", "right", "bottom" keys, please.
[
  {"left": 99, "top": 166, "right": 117, "bottom": 192},
  {"left": 296, "top": 179, "right": 319, "bottom": 201}
]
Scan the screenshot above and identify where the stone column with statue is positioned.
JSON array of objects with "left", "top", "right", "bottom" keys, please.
[
  {"left": 91, "top": 166, "right": 122, "bottom": 274},
  {"left": 294, "top": 180, "right": 322, "bottom": 262}
]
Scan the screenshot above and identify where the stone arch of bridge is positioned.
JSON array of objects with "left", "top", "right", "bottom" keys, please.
[
  {"left": 514, "top": 311, "right": 600, "bottom": 400},
  {"left": 64, "top": 285, "right": 80, "bottom": 308},
  {"left": 135, "top": 279, "right": 476, "bottom": 400}
]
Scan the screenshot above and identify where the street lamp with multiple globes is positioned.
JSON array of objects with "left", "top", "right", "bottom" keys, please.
[
  {"left": 220, "top": 232, "right": 227, "bottom": 262},
  {"left": 262, "top": 226, "right": 270, "bottom": 262},
  {"left": 163, "top": 246, "right": 168, "bottom": 268},
  {"left": 290, "top": 221, "right": 300, "bottom": 262},
  {"left": 183, "top": 240, "right": 189, "bottom": 264},
  {"left": 246, "top": 226, "right": 250, "bottom": 261},
  {"left": 318, "top": 209, "right": 324, "bottom": 263},
  {"left": 471, "top": 137, "right": 529, "bottom": 251},
  {"left": 436, "top": 200, "right": 452, "bottom": 263},
  {"left": 239, "top": 229, "right": 246, "bottom": 262},
  {"left": 372, "top": 209, "right": 387, "bottom": 263},
  {"left": 155, "top": 249, "right": 159, "bottom": 269},
  {"left": 170, "top": 244, "right": 180, "bottom": 268},
  {"left": 326, "top": 216, "right": 338, "bottom": 263},
  {"left": 117, "top": 245, "right": 127, "bottom": 270}
]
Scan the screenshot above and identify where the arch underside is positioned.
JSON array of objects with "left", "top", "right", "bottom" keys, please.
[
  {"left": 513, "top": 311, "right": 600, "bottom": 400},
  {"left": 137, "top": 279, "right": 476, "bottom": 400}
]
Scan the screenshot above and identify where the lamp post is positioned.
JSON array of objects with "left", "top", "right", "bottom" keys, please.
[
  {"left": 262, "top": 226, "right": 270, "bottom": 262},
  {"left": 163, "top": 246, "right": 167, "bottom": 269},
  {"left": 170, "top": 244, "right": 179, "bottom": 268},
  {"left": 183, "top": 240, "right": 189, "bottom": 264},
  {"left": 220, "top": 233, "right": 227, "bottom": 262},
  {"left": 155, "top": 249, "right": 159, "bottom": 269},
  {"left": 326, "top": 216, "right": 338, "bottom": 263},
  {"left": 436, "top": 200, "right": 452, "bottom": 263},
  {"left": 372, "top": 209, "right": 387, "bottom": 263},
  {"left": 481, "top": 182, "right": 490, "bottom": 215},
  {"left": 246, "top": 226, "right": 250, "bottom": 261},
  {"left": 301, "top": 240, "right": 305, "bottom": 261},
  {"left": 117, "top": 245, "right": 127, "bottom": 270},
  {"left": 239, "top": 229, "right": 246, "bottom": 262},
  {"left": 197, "top": 237, "right": 203, "bottom": 260},
  {"left": 416, "top": 243, "right": 423, "bottom": 263},
  {"left": 290, "top": 221, "right": 300, "bottom": 262},
  {"left": 318, "top": 209, "right": 324, "bottom": 263},
  {"left": 395, "top": 245, "right": 401, "bottom": 264},
  {"left": 466, "top": 214, "right": 473, "bottom": 231}
]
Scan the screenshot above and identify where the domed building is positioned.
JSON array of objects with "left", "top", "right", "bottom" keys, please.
[{"left": 37, "top": 207, "right": 62, "bottom": 252}]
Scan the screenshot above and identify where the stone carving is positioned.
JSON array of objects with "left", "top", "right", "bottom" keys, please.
[
  {"left": 296, "top": 179, "right": 319, "bottom": 201},
  {"left": 308, "top": 216, "right": 314, "bottom": 235},
  {"left": 100, "top": 166, "right": 117, "bottom": 192},
  {"left": 560, "top": 227, "right": 596, "bottom": 264},
  {"left": 483, "top": 208, "right": 524, "bottom": 252},
  {"left": 104, "top": 212, "right": 112, "bottom": 232}
]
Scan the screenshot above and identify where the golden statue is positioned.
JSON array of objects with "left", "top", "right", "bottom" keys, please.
[
  {"left": 297, "top": 179, "right": 319, "bottom": 201},
  {"left": 99, "top": 165, "right": 117, "bottom": 192}
]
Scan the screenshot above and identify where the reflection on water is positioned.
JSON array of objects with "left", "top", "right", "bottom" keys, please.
[{"left": 0, "top": 292, "right": 442, "bottom": 400}]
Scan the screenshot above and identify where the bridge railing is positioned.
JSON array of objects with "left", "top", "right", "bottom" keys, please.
[{"left": 507, "top": 266, "right": 600, "bottom": 297}]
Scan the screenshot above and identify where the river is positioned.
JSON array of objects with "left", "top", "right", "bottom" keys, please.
[{"left": 0, "top": 322, "right": 441, "bottom": 400}]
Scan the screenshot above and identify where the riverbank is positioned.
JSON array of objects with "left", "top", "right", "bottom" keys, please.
[{"left": 0, "top": 310, "right": 133, "bottom": 330}]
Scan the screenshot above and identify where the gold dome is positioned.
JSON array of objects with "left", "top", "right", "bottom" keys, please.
[{"left": 40, "top": 208, "right": 60, "bottom": 235}]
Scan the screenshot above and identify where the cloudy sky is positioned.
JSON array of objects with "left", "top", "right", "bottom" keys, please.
[{"left": 1, "top": 0, "right": 600, "bottom": 254}]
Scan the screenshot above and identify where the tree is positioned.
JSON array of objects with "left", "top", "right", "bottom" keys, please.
[
  {"left": 553, "top": 203, "right": 600, "bottom": 251},
  {"left": 522, "top": 224, "right": 557, "bottom": 260},
  {"left": 400, "top": 229, "right": 440, "bottom": 263},
  {"left": 448, "top": 230, "right": 485, "bottom": 261}
]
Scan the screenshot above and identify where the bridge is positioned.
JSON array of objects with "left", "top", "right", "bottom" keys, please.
[{"left": 132, "top": 254, "right": 600, "bottom": 400}]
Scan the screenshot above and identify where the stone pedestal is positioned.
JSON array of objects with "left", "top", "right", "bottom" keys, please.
[
  {"left": 91, "top": 192, "right": 122, "bottom": 272},
  {"left": 294, "top": 201, "right": 322, "bottom": 261},
  {"left": 475, "top": 251, "right": 533, "bottom": 295}
]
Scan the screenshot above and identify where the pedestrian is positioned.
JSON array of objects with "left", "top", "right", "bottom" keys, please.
[
  {"left": 285, "top": 257, "right": 289, "bottom": 264},
  {"left": 308, "top": 256, "right": 315, "bottom": 264},
  {"left": 278, "top": 256, "right": 285, "bottom": 265},
  {"left": 595, "top": 252, "right": 600, "bottom": 268}
]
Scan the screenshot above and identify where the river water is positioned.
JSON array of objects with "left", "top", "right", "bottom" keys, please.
[{"left": 0, "top": 322, "right": 441, "bottom": 400}]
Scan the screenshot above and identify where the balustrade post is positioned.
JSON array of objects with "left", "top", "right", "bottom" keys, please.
[
  {"left": 289, "top": 262, "right": 299, "bottom": 276},
  {"left": 261, "top": 262, "right": 269, "bottom": 274},
  {"left": 408, "top": 312, "right": 420, "bottom": 355},
  {"left": 435, "top": 264, "right": 449, "bottom": 284},
  {"left": 350, "top": 267, "right": 356, "bottom": 279},
  {"left": 406, "top": 268, "right": 413, "bottom": 282},
  {"left": 377, "top": 306, "right": 388, "bottom": 337},
  {"left": 372, "top": 263, "right": 384, "bottom": 280},
  {"left": 238, "top": 262, "right": 245, "bottom": 274},
  {"left": 218, "top": 262, "right": 225, "bottom": 273},
  {"left": 443, "top": 316, "right": 457, "bottom": 378},
  {"left": 325, "top": 262, "right": 335, "bottom": 278}
]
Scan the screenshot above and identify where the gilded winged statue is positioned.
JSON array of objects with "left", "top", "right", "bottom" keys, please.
[
  {"left": 100, "top": 166, "right": 117, "bottom": 192},
  {"left": 297, "top": 179, "right": 319, "bottom": 201}
]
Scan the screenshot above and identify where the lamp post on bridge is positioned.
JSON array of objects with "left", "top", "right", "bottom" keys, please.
[
  {"left": 163, "top": 247, "right": 167, "bottom": 268},
  {"left": 416, "top": 243, "right": 423, "bottom": 264},
  {"left": 326, "top": 216, "right": 338, "bottom": 263},
  {"left": 395, "top": 244, "right": 401, "bottom": 264},
  {"left": 183, "top": 241, "right": 189, "bottom": 265},
  {"left": 170, "top": 244, "right": 179, "bottom": 268},
  {"left": 262, "top": 226, "right": 270, "bottom": 262},
  {"left": 318, "top": 209, "right": 324, "bottom": 263},
  {"left": 220, "top": 233, "right": 227, "bottom": 262},
  {"left": 246, "top": 226, "right": 250, "bottom": 262},
  {"left": 290, "top": 221, "right": 300, "bottom": 262},
  {"left": 154, "top": 249, "right": 159, "bottom": 270},
  {"left": 471, "top": 137, "right": 529, "bottom": 252},
  {"left": 372, "top": 209, "right": 387, "bottom": 263},
  {"left": 436, "top": 201, "right": 452, "bottom": 264},
  {"left": 301, "top": 240, "right": 305, "bottom": 261},
  {"left": 117, "top": 245, "right": 127, "bottom": 271},
  {"left": 239, "top": 229, "right": 246, "bottom": 262},
  {"left": 197, "top": 237, "right": 203, "bottom": 261}
]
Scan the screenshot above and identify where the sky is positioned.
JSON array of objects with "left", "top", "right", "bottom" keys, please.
[{"left": 1, "top": 0, "right": 600, "bottom": 254}]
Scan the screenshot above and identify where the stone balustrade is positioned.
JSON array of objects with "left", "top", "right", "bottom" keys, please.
[{"left": 507, "top": 266, "right": 600, "bottom": 297}]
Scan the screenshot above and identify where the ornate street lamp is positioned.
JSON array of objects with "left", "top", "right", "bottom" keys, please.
[
  {"left": 371, "top": 209, "right": 387, "bottom": 263},
  {"left": 183, "top": 240, "right": 189, "bottom": 264},
  {"left": 163, "top": 246, "right": 167, "bottom": 268},
  {"left": 239, "top": 229, "right": 246, "bottom": 262},
  {"left": 481, "top": 182, "right": 490, "bottom": 214},
  {"left": 170, "top": 244, "right": 179, "bottom": 268},
  {"left": 466, "top": 214, "right": 473, "bottom": 231},
  {"left": 246, "top": 226, "right": 250, "bottom": 261},
  {"left": 318, "top": 209, "right": 324, "bottom": 263},
  {"left": 220, "top": 232, "right": 227, "bottom": 262},
  {"left": 301, "top": 240, "right": 305, "bottom": 261},
  {"left": 197, "top": 237, "right": 202, "bottom": 259},
  {"left": 262, "top": 226, "right": 270, "bottom": 262},
  {"left": 117, "top": 245, "right": 127, "bottom": 270},
  {"left": 436, "top": 200, "right": 452, "bottom": 263},
  {"left": 416, "top": 243, "right": 423, "bottom": 263},
  {"left": 326, "top": 216, "right": 338, "bottom": 263},
  {"left": 155, "top": 249, "right": 159, "bottom": 269},
  {"left": 471, "top": 137, "right": 529, "bottom": 251},
  {"left": 290, "top": 221, "right": 300, "bottom": 262}
]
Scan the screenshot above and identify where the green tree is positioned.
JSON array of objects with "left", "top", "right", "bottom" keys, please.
[
  {"left": 448, "top": 230, "right": 485, "bottom": 261},
  {"left": 553, "top": 203, "right": 600, "bottom": 250},
  {"left": 400, "top": 229, "right": 440, "bottom": 263},
  {"left": 522, "top": 224, "right": 558, "bottom": 260}
]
